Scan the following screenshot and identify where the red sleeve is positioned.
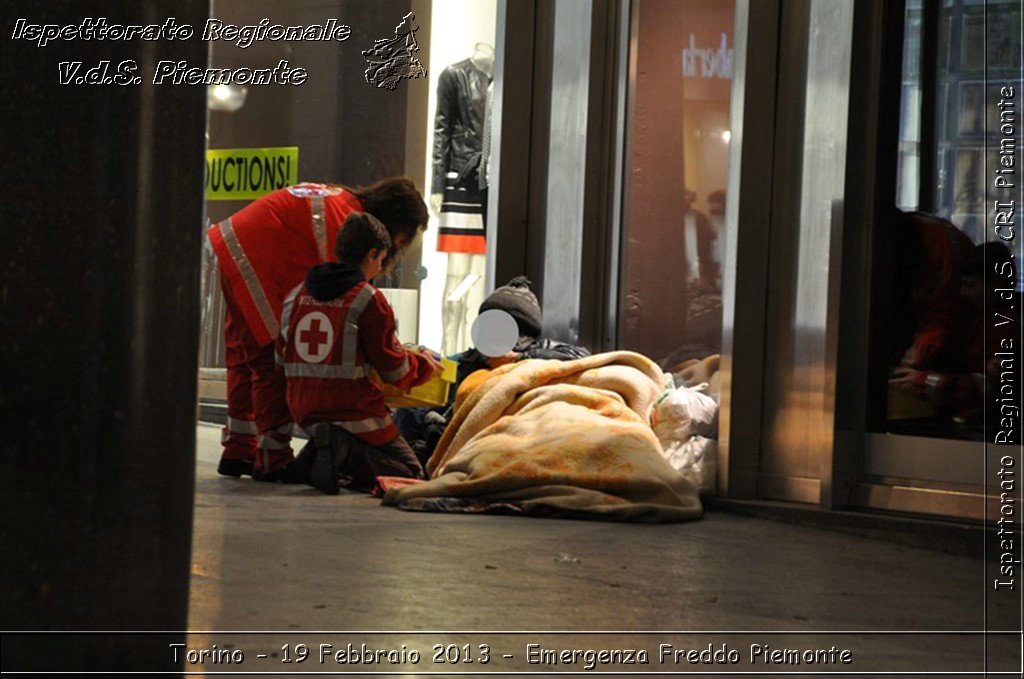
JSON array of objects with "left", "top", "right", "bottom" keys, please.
[
  {"left": 358, "top": 291, "right": 433, "bottom": 390},
  {"left": 903, "top": 324, "right": 946, "bottom": 368}
]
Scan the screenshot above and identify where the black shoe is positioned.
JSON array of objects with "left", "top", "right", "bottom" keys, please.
[
  {"left": 310, "top": 426, "right": 349, "bottom": 495},
  {"left": 251, "top": 467, "right": 279, "bottom": 483},
  {"left": 269, "top": 461, "right": 310, "bottom": 485},
  {"left": 252, "top": 462, "right": 305, "bottom": 484},
  {"left": 218, "top": 459, "right": 254, "bottom": 478}
]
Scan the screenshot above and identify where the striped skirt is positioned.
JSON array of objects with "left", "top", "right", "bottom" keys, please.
[{"left": 437, "top": 171, "right": 487, "bottom": 254}]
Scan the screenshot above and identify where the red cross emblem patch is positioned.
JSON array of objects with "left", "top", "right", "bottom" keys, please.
[{"left": 295, "top": 312, "right": 334, "bottom": 363}]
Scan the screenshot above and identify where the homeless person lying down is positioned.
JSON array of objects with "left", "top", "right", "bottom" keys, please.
[{"left": 382, "top": 349, "right": 708, "bottom": 523}]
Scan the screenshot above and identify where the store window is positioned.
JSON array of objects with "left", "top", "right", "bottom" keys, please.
[
  {"left": 618, "top": 0, "right": 735, "bottom": 383},
  {"left": 884, "top": 0, "right": 1021, "bottom": 443},
  {"left": 197, "top": 1, "right": 499, "bottom": 404},
  {"left": 419, "top": 5, "right": 497, "bottom": 357}
]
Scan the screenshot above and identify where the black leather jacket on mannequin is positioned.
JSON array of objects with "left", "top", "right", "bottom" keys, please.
[{"left": 431, "top": 58, "right": 491, "bottom": 195}]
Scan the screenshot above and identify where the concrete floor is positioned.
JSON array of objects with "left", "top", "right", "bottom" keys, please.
[{"left": 188, "top": 423, "right": 1018, "bottom": 675}]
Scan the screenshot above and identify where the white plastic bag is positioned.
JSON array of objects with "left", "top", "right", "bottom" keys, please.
[
  {"left": 650, "top": 385, "right": 719, "bottom": 495},
  {"left": 663, "top": 436, "right": 718, "bottom": 495},
  {"left": 650, "top": 385, "right": 718, "bottom": 443}
]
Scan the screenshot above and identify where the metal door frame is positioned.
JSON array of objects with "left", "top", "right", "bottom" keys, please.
[{"left": 836, "top": 0, "right": 989, "bottom": 520}]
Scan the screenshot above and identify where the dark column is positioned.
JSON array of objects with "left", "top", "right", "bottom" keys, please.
[{"left": 0, "top": 0, "right": 209, "bottom": 672}]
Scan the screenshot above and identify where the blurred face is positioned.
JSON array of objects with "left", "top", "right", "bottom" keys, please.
[
  {"left": 379, "top": 233, "right": 411, "bottom": 272},
  {"left": 385, "top": 228, "right": 423, "bottom": 267}
]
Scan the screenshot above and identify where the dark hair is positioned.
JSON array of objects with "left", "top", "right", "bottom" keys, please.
[
  {"left": 335, "top": 212, "right": 392, "bottom": 264},
  {"left": 350, "top": 176, "right": 429, "bottom": 249}
]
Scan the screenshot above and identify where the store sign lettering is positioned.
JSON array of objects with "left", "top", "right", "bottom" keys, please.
[
  {"left": 681, "top": 32, "right": 733, "bottom": 80},
  {"left": 205, "top": 147, "right": 298, "bottom": 200}
]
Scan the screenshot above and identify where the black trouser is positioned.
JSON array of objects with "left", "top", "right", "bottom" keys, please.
[{"left": 303, "top": 424, "right": 424, "bottom": 493}]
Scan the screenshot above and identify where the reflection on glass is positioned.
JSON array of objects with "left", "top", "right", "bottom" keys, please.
[
  {"left": 619, "top": 0, "right": 734, "bottom": 399},
  {"left": 884, "top": 0, "right": 1021, "bottom": 441},
  {"left": 889, "top": 214, "right": 1017, "bottom": 440},
  {"left": 887, "top": 211, "right": 979, "bottom": 438}
]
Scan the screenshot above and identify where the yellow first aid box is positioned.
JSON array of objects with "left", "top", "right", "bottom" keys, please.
[{"left": 378, "top": 357, "right": 458, "bottom": 408}]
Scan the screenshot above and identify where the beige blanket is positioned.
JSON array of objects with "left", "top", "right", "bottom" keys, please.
[{"left": 383, "top": 351, "right": 702, "bottom": 522}]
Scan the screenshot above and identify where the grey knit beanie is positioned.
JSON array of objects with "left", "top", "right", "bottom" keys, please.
[{"left": 479, "top": 276, "right": 543, "bottom": 339}]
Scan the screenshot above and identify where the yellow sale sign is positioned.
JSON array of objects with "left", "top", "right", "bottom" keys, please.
[{"left": 205, "top": 147, "right": 298, "bottom": 200}]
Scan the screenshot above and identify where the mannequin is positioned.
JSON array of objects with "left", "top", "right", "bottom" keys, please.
[
  {"left": 429, "top": 42, "right": 494, "bottom": 215},
  {"left": 431, "top": 42, "right": 494, "bottom": 354}
]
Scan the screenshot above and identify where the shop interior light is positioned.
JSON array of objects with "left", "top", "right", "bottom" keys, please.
[
  {"left": 208, "top": 84, "right": 248, "bottom": 112},
  {"left": 721, "top": 129, "right": 731, "bottom": 143}
]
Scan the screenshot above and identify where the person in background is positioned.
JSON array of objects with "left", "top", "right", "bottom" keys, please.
[
  {"left": 208, "top": 179, "right": 428, "bottom": 482},
  {"left": 889, "top": 210, "right": 975, "bottom": 370},
  {"left": 682, "top": 188, "right": 717, "bottom": 292},
  {"left": 277, "top": 213, "right": 441, "bottom": 495},
  {"left": 706, "top": 189, "right": 726, "bottom": 291},
  {"left": 395, "top": 276, "right": 590, "bottom": 467},
  {"left": 891, "top": 241, "right": 1016, "bottom": 435}
]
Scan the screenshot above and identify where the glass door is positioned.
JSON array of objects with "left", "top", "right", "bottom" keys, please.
[
  {"left": 849, "top": 0, "right": 1022, "bottom": 519},
  {"left": 617, "top": 0, "right": 736, "bottom": 380}
]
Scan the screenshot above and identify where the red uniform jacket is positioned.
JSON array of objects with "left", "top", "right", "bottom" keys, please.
[
  {"left": 208, "top": 184, "right": 363, "bottom": 347},
  {"left": 905, "top": 314, "right": 985, "bottom": 423},
  {"left": 900, "top": 213, "right": 974, "bottom": 369},
  {"left": 278, "top": 275, "right": 433, "bottom": 446}
]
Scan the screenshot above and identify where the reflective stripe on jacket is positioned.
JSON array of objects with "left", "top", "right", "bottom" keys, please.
[
  {"left": 278, "top": 280, "right": 434, "bottom": 446},
  {"left": 207, "top": 184, "right": 363, "bottom": 346}
]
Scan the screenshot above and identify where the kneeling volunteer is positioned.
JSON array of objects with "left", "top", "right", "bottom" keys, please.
[{"left": 277, "top": 212, "right": 441, "bottom": 494}]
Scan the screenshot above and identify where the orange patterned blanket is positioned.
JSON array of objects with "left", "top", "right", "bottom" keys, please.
[{"left": 382, "top": 351, "right": 703, "bottom": 522}]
